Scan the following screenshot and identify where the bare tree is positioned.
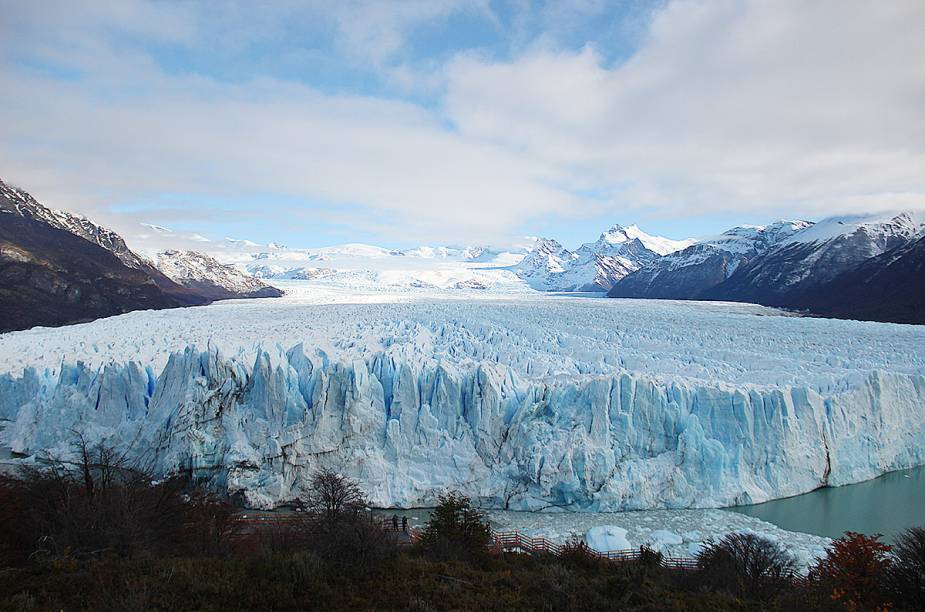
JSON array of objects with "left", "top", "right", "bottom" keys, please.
[
  {"left": 183, "top": 490, "right": 241, "bottom": 556},
  {"left": 293, "top": 468, "right": 392, "bottom": 577},
  {"left": 0, "top": 435, "right": 193, "bottom": 562},
  {"left": 300, "top": 468, "right": 369, "bottom": 529}
]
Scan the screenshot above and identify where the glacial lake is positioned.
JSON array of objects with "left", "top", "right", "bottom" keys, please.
[
  {"left": 727, "top": 464, "right": 925, "bottom": 543},
  {"left": 375, "top": 465, "right": 925, "bottom": 558}
]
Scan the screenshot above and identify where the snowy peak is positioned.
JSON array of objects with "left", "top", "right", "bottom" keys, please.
[
  {"left": 786, "top": 211, "right": 924, "bottom": 246},
  {"left": 709, "top": 219, "right": 814, "bottom": 254},
  {"left": 598, "top": 224, "right": 695, "bottom": 256},
  {"left": 1, "top": 178, "right": 153, "bottom": 272},
  {"left": 510, "top": 238, "right": 578, "bottom": 288},
  {"left": 512, "top": 224, "right": 694, "bottom": 292},
  {"left": 513, "top": 238, "right": 575, "bottom": 276},
  {"left": 700, "top": 211, "right": 925, "bottom": 307},
  {"left": 155, "top": 250, "right": 283, "bottom": 300},
  {"left": 608, "top": 219, "right": 816, "bottom": 300}
]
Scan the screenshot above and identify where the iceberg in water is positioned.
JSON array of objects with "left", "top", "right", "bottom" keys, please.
[{"left": 585, "top": 526, "right": 631, "bottom": 553}]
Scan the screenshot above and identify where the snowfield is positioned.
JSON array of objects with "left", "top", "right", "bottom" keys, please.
[{"left": 1, "top": 281, "right": 924, "bottom": 516}]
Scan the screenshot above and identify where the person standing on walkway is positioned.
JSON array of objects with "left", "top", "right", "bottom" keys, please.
[
  {"left": 392, "top": 514, "right": 399, "bottom": 531},
  {"left": 402, "top": 516, "right": 408, "bottom": 533}
]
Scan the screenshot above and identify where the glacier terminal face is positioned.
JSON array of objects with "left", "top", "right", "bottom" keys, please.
[{"left": 1, "top": 289, "right": 924, "bottom": 510}]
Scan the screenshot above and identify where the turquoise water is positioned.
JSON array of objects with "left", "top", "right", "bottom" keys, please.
[
  {"left": 727, "top": 465, "right": 925, "bottom": 543},
  {"left": 378, "top": 466, "right": 925, "bottom": 546}
]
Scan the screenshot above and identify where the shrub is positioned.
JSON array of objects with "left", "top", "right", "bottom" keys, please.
[
  {"left": 307, "top": 519, "right": 394, "bottom": 578},
  {"left": 637, "top": 544, "right": 664, "bottom": 568},
  {"left": 0, "top": 439, "right": 189, "bottom": 563},
  {"left": 420, "top": 492, "right": 491, "bottom": 562},
  {"left": 254, "top": 515, "right": 308, "bottom": 555},
  {"left": 182, "top": 490, "right": 241, "bottom": 556},
  {"left": 809, "top": 531, "right": 893, "bottom": 610},
  {"left": 0, "top": 472, "right": 33, "bottom": 565},
  {"left": 887, "top": 527, "right": 925, "bottom": 610},
  {"left": 695, "top": 532, "right": 797, "bottom": 600},
  {"left": 557, "top": 536, "right": 601, "bottom": 570}
]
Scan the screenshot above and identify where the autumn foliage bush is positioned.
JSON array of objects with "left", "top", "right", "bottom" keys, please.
[
  {"left": 809, "top": 531, "right": 894, "bottom": 610},
  {"left": 4, "top": 453, "right": 925, "bottom": 611}
]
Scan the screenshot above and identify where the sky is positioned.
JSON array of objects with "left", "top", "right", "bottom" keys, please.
[{"left": 1, "top": 0, "right": 924, "bottom": 251}]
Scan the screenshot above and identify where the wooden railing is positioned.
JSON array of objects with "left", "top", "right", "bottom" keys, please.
[{"left": 490, "top": 529, "right": 563, "bottom": 556}]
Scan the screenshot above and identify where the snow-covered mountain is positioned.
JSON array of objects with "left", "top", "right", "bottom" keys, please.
[
  {"left": 515, "top": 225, "right": 694, "bottom": 292},
  {"left": 0, "top": 178, "right": 286, "bottom": 332},
  {"left": 155, "top": 250, "right": 283, "bottom": 300},
  {"left": 1, "top": 182, "right": 283, "bottom": 302},
  {"left": 509, "top": 238, "right": 575, "bottom": 287},
  {"left": 609, "top": 220, "right": 811, "bottom": 299},
  {"left": 609, "top": 211, "right": 925, "bottom": 323},
  {"left": 705, "top": 211, "right": 925, "bottom": 307},
  {"left": 589, "top": 223, "right": 696, "bottom": 257},
  {"left": 135, "top": 220, "right": 693, "bottom": 294},
  {"left": 204, "top": 239, "right": 532, "bottom": 292},
  {"left": 10, "top": 171, "right": 919, "bottom": 322}
]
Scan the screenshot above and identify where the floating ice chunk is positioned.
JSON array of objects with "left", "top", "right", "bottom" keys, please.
[
  {"left": 585, "top": 525, "right": 631, "bottom": 552},
  {"left": 687, "top": 542, "right": 705, "bottom": 557},
  {"left": 647, "top": 529, "right": 684, "bottom": 549}
]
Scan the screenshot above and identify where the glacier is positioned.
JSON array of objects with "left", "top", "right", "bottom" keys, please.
[{"left": 1, "top": 286, "right": 924, "bottom": 511}]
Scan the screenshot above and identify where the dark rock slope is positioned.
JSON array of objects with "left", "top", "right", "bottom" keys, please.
[
  {"left": 609, "top": 221, "right": 810, "bottom": 300},
  {"left": 704, "top": 213, "right": 922, "bottom": 308},
  {"left": 797, "top": 234, "right": 925, "bottom": 324},
  {"left": 0, "top": 207, "right": 187, "bottom": 332}
]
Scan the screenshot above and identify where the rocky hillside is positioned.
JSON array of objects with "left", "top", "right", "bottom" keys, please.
[
  {"left": 609, "top": 212, "right": 925, "bottom": 324},
  {"left": 0, "top": 179, "right": 207, "bottom": 307},
  {"left": 608, "top": 221, "right": 811, "bottom": 299},
  {"left": 704, "top": 212, "right": 924, "bottom": 307},
  {"left": 796, "top": 232, "right": 925, "bottom": 324},
  {"left": 0, "top": 199, "right": 187, "bottom": 333},
  {"left": 155, "top": 250, "right": 283, "bottom": 300},
  {"left": 0, "top": 178, "right": 283, "bottom": 332}
]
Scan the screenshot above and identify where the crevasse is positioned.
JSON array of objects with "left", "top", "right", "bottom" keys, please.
[{"left": 2, "top": 343, "right": 923, "bottom": 510}]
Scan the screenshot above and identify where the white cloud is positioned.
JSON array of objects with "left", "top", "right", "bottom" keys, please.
[
  {"left": 0, "top": 62, "right": 577, "bottom": 243},
  {"left": 445, "top": 0, "right": 925, "bottom": 219},
  {"left": 1, "top": 0, "right": 924, "bottom": 247}
]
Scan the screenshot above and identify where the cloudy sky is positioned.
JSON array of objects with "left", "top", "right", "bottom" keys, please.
[{"left": 1, "top": 0, "right": 923, "bottom": 250}]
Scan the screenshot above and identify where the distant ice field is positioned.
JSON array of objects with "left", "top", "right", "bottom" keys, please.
[{"left": 1, "top": 280, "right": 923, "bottom": 391}]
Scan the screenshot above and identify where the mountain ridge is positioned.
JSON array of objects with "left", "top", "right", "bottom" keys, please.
[
  {"left": 1, "top": 185, "right": 188, "bottom": 332},
  {"left": 609, "top": 212, "right": 925, "bottom": 324},
  {"left": 0, "top": 178, "right": 282, "bottom": 332}
]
